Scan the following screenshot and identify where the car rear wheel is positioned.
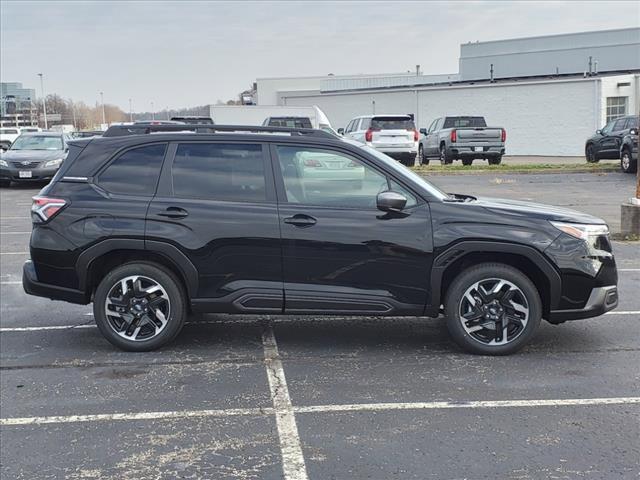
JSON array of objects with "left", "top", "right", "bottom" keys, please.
[
  {"left": 440, "top": 145, "right": 453, "bottom": 165},
  {"left": 462, "top": 158, "right": 473, "bottom": 166},
  {"left": 488, "top": 156, "right": 502, "bottom": 165},
  {"left": 93, "top": 262, "right": 186, "bottom": 351},
  {"left": 620, "top": 148, "right": 637, "bottom": 174},
  {"left": 585, "top": 144, "right": 598, "bottom": 163},
  {"left": 444, "top": 263, "right": 542, "bottom": 355}
]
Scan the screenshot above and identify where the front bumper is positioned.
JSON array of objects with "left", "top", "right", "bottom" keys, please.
[
  {"left": 548, "top": 285, "right": 618, "bottom": 323},
  {"left": 23, "top": 260, "right": 88, "bottom": 304},
  {"left": 0, "top": 165, "right": 59, "bottom": 182}
]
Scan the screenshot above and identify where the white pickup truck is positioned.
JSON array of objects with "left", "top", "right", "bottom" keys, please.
[
  {"left": 0, "top": 127, "right": 22, "bottom": 150},
  {"left": 419, "top": 116, "right": 506, "bottom": 166}
]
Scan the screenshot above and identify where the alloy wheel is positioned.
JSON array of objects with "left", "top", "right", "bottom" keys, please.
[
  {"left": 104, "top": 275, "right": 171, "bottom": 341},
  {"left": 621, "top": 150, "right": 630, "bottom": 171},
  {"left": 458, "top": 278, "right": 529, "bottom": 346}
]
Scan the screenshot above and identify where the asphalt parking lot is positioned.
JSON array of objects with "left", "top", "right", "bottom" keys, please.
[{"left": 1, "top": 171, "right": 639, "bottom": 480}]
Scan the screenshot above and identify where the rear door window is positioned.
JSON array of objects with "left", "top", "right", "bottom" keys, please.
[
  {"left": 172, "top": 143, "right": 266, "bottom": 202},
  {"left": 359, "top": 118, "right": 371, "bottom": 130},
  {"left": 98, "top": 143, "right": 167, "bottom": 195},
  {"left": 370, "top": 117, "right": 415, "bottom": 130},
  {"left": 613, "top": 118, "right": 627, "bottom": 132}
]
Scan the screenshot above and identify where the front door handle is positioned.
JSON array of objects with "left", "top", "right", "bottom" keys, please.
[
  {"left": 283, "top": 214, "right": 317, "bottom": 227},
  {"left": 157, "top": 207, "right": 189, "bottom": 219}
]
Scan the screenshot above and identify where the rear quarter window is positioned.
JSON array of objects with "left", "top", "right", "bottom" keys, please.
[{"left": 97, "top": 143, "right": 167, "bottom": 195}]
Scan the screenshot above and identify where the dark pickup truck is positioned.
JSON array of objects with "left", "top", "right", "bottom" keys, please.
[{"left": 419, "top": 116, "right": 506, "bottom": 166}]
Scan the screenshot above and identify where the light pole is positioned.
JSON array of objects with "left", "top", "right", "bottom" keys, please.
[
  {"left": 37, "top": 73, "right": 48, "bottom": 129},
  {"left": 100, "top": 92, "right": 106, "bottom": 125},
  {"left": 129, "top": 98, "right": 133, "bottom": 122},
  {"left": 151, "top": 102, "right": 155, "bottom": 121}
]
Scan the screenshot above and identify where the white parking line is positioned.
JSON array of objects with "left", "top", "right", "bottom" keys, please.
[
  {"left": 262, "top": 324, "right": 309, "bottom": 480},
  {"left": 0, "top": 407, "right": 273, "bottom": 426},
  {"left": 1, "top": 397, "right": 638, "bottom": 427},
  {"left": 0, "top": 252, "right": 28, "bottom": 255},
  {"left": 293, "top": 397, "right": 640, "bottom": 414},
  {"left": 0, "top": 231, "right": 30, "bottom": 235},
  {"left": 619, "top": 269, "right": 640, "bottom": 272},
  {"left": 0, "top": 281, "right": 21, "bottom": 285},
  {"left": 605, "top": 311, "right": 640, "bottom": 315}
]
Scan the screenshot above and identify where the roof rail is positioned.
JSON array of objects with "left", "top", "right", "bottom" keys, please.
[{"left": 102, "top": 123, "right": 336, "bottom": 139}]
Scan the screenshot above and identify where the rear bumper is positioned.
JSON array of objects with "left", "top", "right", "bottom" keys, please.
[
  {"left": 547, "top": 285, "right": 618, "bottom": 323},
  {"left": 22, "top": 260, "right": 89, "bottom": 305},
  {"left": 450, "top": 145, "right": 504, "bottom": 158}
]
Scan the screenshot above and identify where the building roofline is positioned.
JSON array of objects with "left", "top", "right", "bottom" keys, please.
[{"left": 460, "top": 26, "right": 640, "bottom": 48}]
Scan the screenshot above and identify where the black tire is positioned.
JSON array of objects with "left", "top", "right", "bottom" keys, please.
[
  {"left": 462, "top": 158, "right": 474, "bottom": 166},
  {"left": 439, "top": 144, "right": 453, "bottom": 165},
  {"left": 444, "top": 263, "right": 542, "bottom": 355},
  {"left": 620, "top": 148, "right": 637, "bottom": 174},
  {"left": 488, "top": 156, "right": 502, "bottom": 165},
  {"left": 0, "top": 180, "right": 10, "bottom": 188},
  {"left": 585, "top": 144, "right": 598, "bottom": 163},
  {"left": 93, "top": 262, "right": 187, "bottom": 351},
  {"left": 418, "top": 145, "right": 429, "bottom": 166}
]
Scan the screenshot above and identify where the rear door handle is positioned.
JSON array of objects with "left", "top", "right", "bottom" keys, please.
[
  {"left": 283, "top": 214, "right": 317, "bottom": 227},
  {"left": 157, "top": 207, "right": 189, "bottom": 219}
]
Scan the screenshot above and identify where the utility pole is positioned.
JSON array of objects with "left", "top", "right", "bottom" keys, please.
[
  {"left": 129, "top": 98, "right": 133, "bottom": 122},
  {"left": 100, "top": 92, "right": 106, "bottom": 125},
  {"left": 151, "top": 102, "right": 155, "bottom": 121},
  {"left": 37, "top": 73, "right": 48, "bottom": 129}
]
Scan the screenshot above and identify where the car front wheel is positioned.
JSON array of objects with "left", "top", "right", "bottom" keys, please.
[
  {"left": 585, "top": 144, "right": 598, "bottom": 163},
  {"left": 621, "top": 148, "right": 637, "bottom": 174},
  {"left": 444, "top": 263, "right": 542, "bottom": 355},
  {"left": 93, "top": 262, "right": 186, "bottom": 351}
]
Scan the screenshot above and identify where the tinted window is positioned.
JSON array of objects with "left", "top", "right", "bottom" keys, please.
[
  {"left": 443, "top": 117, "right": 487, "bottom": 128},
  {"left": 276, "top": 146, "right": 413, "bottom": 209},
  {"left": 10, "top": 135, "right": 63, "bottom": 150},
  {"left": 601, "top": 121, "right": 615, "bottom": 134},
  {"left": 345, "top": 119, "right": 355, "bottom": 133},
  {"left": 612, "top": 118, "right": 627, "bottom": 131},
  {"left": 267, "top": 117, "right": 312, "bottom": 128},
  {"left": 626, "top": 117, "right": 639, "bottom": 129},
  {"left": 99, "top": 144, "right": 166, "bottom": 195},
  {"left": 172, "top": 143, "right": 265, "bottom": 202},
  {"left": 370, "top": 117, "right": 415, "bottom": 130}
]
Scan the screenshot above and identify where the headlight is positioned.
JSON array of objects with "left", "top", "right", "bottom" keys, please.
[
  {"left": 0, "top": 159, "right": 7, "bottom": 167},
  {"left": 44, "top": 158, "right": 64, "bottom": 168},
  {"left": 550, "top": 221, "right": 609, "bottom": 241}
]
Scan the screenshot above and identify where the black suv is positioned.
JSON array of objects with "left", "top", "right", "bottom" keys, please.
[
  {"left": 23, "top": 125, "right": 618, "bottom": 355},
  {"left": 585, "top": 115, "right": 638, "bottom": 169}
]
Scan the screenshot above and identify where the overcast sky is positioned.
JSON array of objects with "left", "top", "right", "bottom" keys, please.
[{"left": 1, "top": 1, "right": 638, "bottom": 111}]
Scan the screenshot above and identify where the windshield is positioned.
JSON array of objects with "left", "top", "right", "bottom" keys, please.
[
  {"left": 370, "top": 117, "right": 415, "bottom": 130},
  {"left": 10, "top": 135, "right": 64, "bottom": 151},
  {"left": 342, "top": 139, "right": 448, "bottom": 200}
]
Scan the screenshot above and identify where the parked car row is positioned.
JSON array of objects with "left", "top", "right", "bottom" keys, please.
[{"left": 585, "top": 114, "right": 638, "bottom": 173}]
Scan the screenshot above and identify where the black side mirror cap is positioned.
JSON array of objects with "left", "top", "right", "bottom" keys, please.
[
  {"left": 377, "top": 191, "right": 407, "bottom": 213},
  {"left": 337, "top": 128, "right": 344, "bottom": 135},
  {"left": 630, "top": 128, "right": 638, "bottom": 136},
  {"left": 596, "top": 129, "right": 602, "bottom": 135},
  {"left": 419, "top": 128, "right": 427, "bottom": 135}
]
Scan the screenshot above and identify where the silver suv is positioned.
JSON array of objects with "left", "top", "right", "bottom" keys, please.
[{"left": 340, "top": 114, "right": 419, "bottom": 166}]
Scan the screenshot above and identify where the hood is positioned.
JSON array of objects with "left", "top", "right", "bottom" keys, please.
[
  {"left": 472, "top": 196, "right": 606, "bottom": 224},
  {"left": 1, "top": 149, "right": 66, "bottom": 163}
]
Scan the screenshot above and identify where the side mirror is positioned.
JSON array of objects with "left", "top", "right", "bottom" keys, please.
[
  {"left": 377, "top": 191, "right": 407, "bottom": 213},
  {"left": 419, "top": 128, "right": 427, "bottom": 135},
  {"left": 337, "top": 128, "right": 344, "bottom": 135},
  {"left": 596, "top": 129, "right": 602, "bottom": 135},
  {"left": 630, "top": 128, "right": 638, "bottom": 136}
]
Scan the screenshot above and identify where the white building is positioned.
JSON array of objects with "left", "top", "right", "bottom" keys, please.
[{"left": 256, "top": 28, "right": 640, "bottom": 156}]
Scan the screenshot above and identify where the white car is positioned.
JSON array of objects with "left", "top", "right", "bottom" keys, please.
[
  {"left": 340, "top": 114, "right": 419, "bottom": 166},
  {"left": 0, "top": 127, "right": 22, "bottom": 150}
]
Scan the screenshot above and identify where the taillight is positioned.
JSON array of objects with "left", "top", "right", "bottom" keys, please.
[
  {"left": 413, "top": 129, "right": 419, "bottom": 141},
  {"left": 365, "top": 129, "right": 373, "bottom": 142},
  {"left": 450, "top": 129, "right": 457, "bottom": 143},
  {"left": 303, "top": 158, "right": 322, "bottom": 167},
  {"left": 31, "top": 196, "right": 67, "bottom": 223},
  {"left": 501, "top": 128, "right": 507, "bottom": 142}
]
